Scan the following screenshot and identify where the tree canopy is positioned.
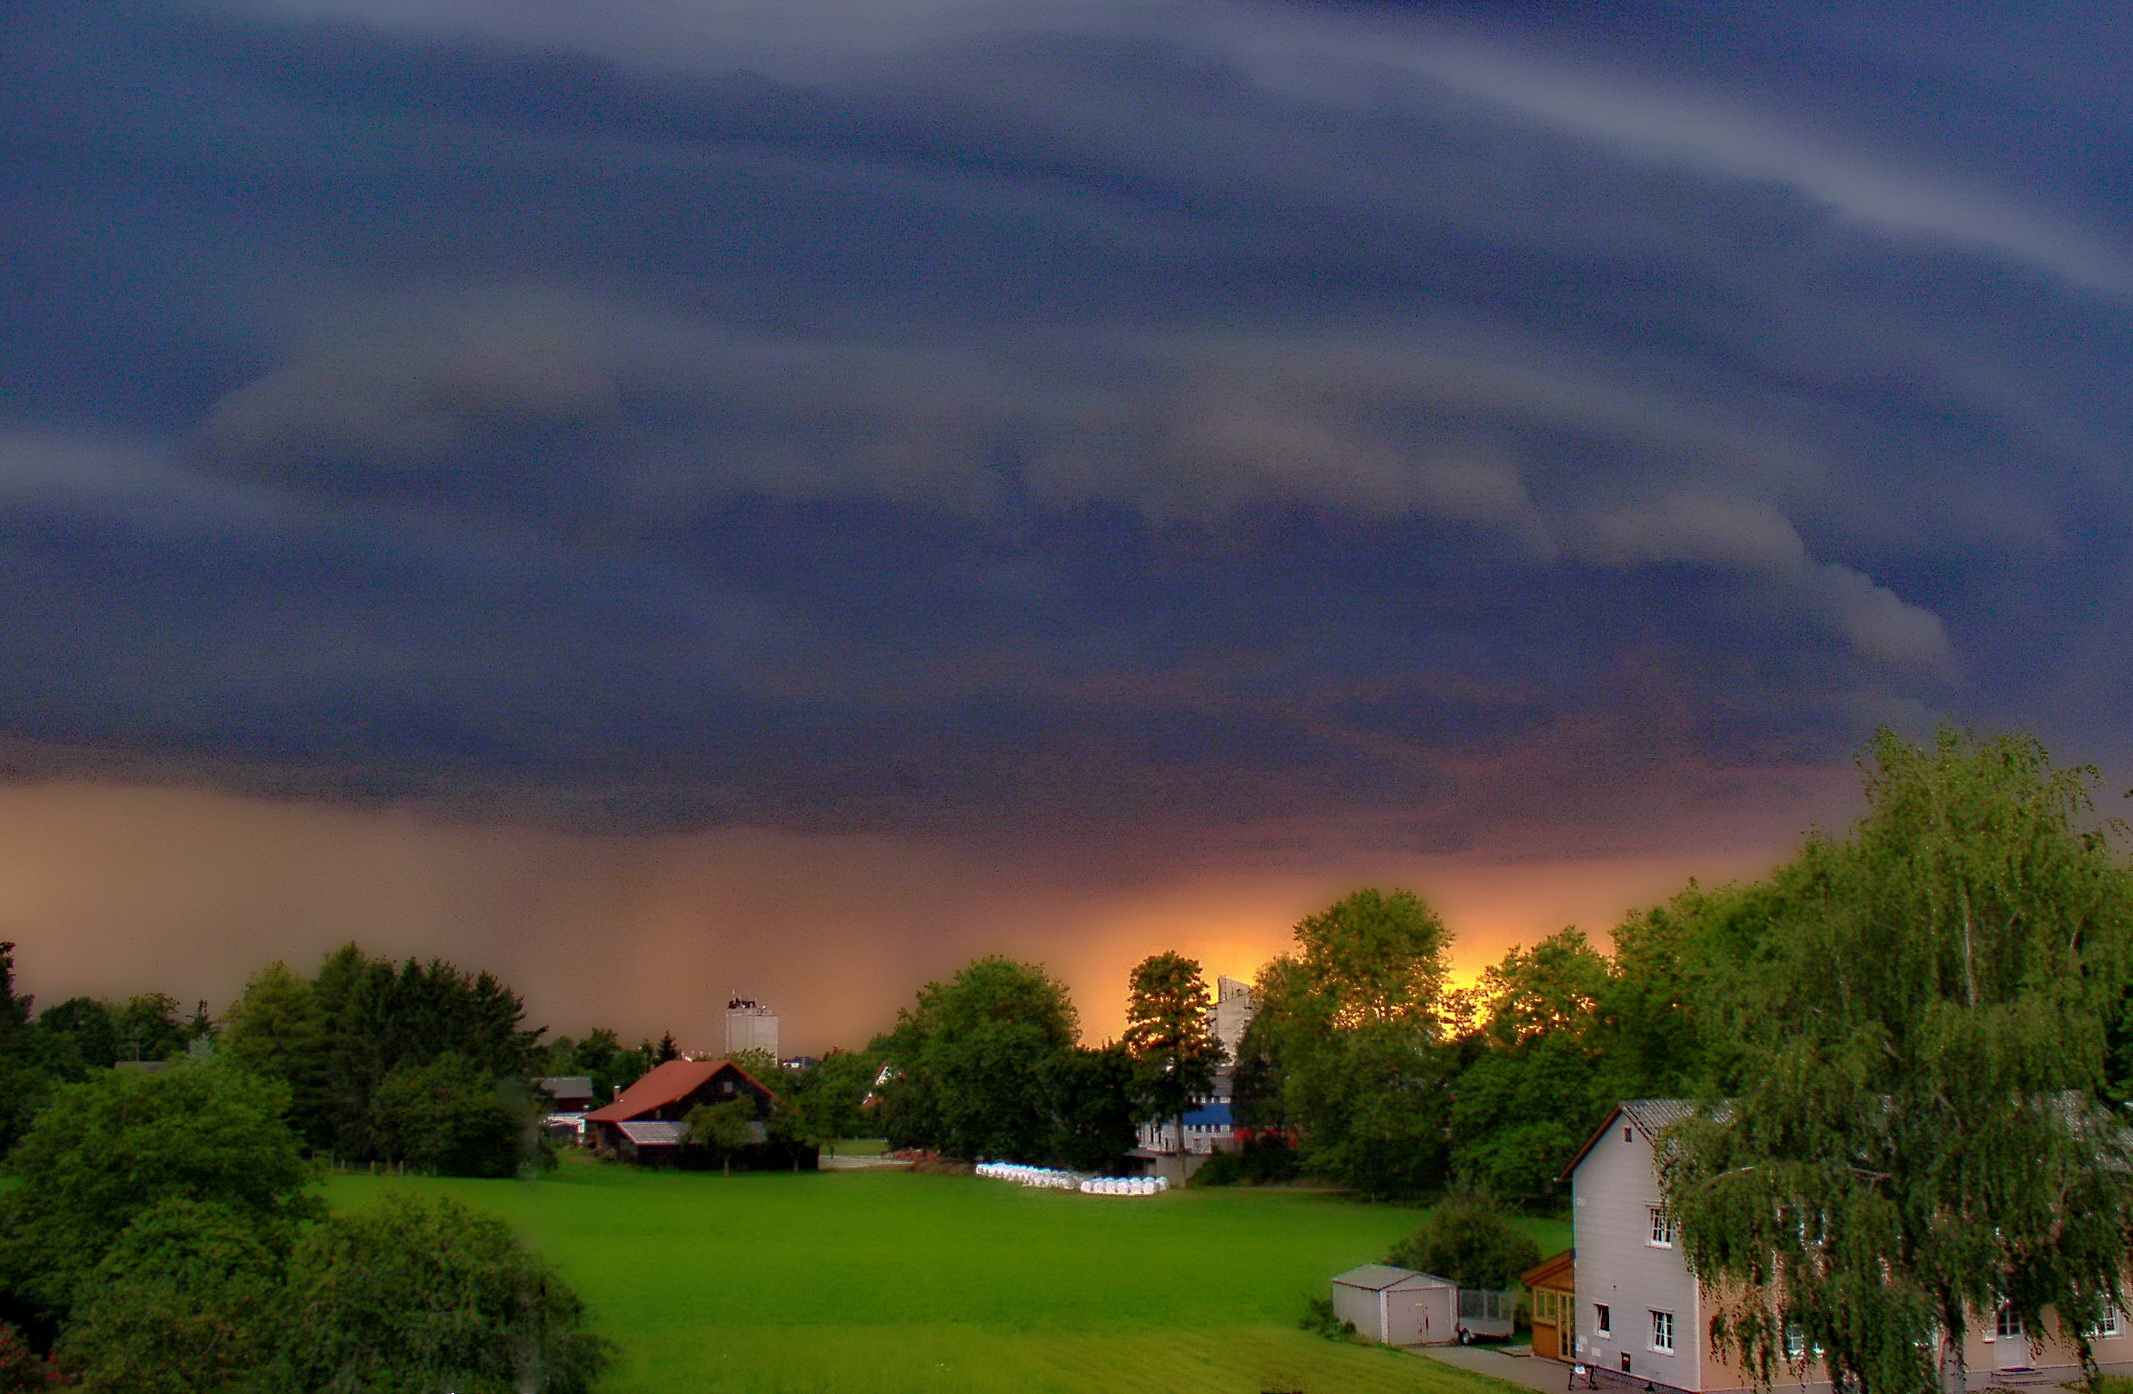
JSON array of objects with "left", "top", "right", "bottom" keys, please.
[
  {"left": 873, "top": 956, "right": 1080, "bottom": 1162},
  {"left": 0, "top": 1063, "right": 319, "bottom": 1313},
  {"left": 1123, "top": 951, "right": 1222, "bottom": 1146},
  {"left": 1660, "top": 729, "right": 2133, "bottom": 1394},
  {"left": 1240, "top": 888, "right": 1459, "bottom": 1196}
]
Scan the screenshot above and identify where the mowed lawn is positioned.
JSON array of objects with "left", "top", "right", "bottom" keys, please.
[{"left": 326, "top": 1159, "right": 1569, "bottom": 1394}]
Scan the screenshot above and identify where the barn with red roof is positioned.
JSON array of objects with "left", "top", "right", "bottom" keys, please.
[{"left": 584, "top": 1058, "right": 808, "bottom": 1168}]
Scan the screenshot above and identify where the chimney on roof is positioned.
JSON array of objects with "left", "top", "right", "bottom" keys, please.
[{"left": 612, "top": 1084, "right": 622, "bottom": 1101}]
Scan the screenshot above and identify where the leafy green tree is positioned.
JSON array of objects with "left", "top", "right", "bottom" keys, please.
[
  {"left": 1045, "top": 1043, "right": 1140, "bottom": 1172},
  {"left": 278, "top": 1191, "right": 610, "bottom": 1394},
  {"left": 112, "top": 993, "right": 188, "bottom": 1064},
  {"left": 312, "top": 945, "right": 540, "bottom": 1160},
  {"left": 535, "top": 1027, "right": 652, "bottom": 1110},
  {"left": 1248, "top": 889, "right": 1459, "bottom": 1196},
  {"left": 783, "top": 1049, "right": 879, "bottom": 1148},
  {"left": 1661, "top": 729, "right": 2133, "bottom": 1394},
  {"left": 31, "top": 996, "right": 118, "bottom": 1076},
  {"left": 1448, "top": 928, "right": 1613, "bottom": 1207},
  {"left": 221, "top": 962, "right": 334, "bottom": 1148},
  {"left": 1123, "top": 952, "right": 1222, "bottom": 1158},
  {"left": 1388, "top": 1190, "right": 1541, "bottom": 1289},
  {"left": 0, "top": 1063, "right": 319, "bottom": 1314},
  {"left": 685, "top": 1098, "right": 758, "bottom": 1174},
  {"left": 873, "top": 956, "right": 1079, "bottom": 1162},
  {"left": 725, "top": 1047, "right": 779, "bottom": 1078},
  {"left": 57, "top": 1198, "right": 285, "bottom": 1394},
  {"left": 369, "top": 1053, "right": 525, "bottom": 1178}
]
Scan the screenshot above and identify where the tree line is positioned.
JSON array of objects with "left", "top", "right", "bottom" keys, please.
[
  {"left": 0, "top": 725, "right": 2127, "bottom": 1394},
  {"left": 859, "top": 728, "right": 2133, "bottom": 1394}
]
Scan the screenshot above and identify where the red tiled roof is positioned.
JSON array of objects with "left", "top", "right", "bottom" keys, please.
[{"left": 583, "top": 1059, "right": 776, "bottom": 1123}]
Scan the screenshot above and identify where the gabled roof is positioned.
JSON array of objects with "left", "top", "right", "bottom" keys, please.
[
  {"left": 584, "top": 1058, "right": 776, "bottom": 1123},
  {"left": 1558, "top": 1098, "right": 1700, "bottom": 1181},
  {"left": 1522, "top": 1248, "right": 1575, "bottom": 1291},
  {"left": 535, "top": 1075, "right": 594, "bottom": 1097},
  {"left": 1331, "top": 1265, "right": 1454, "bottom": 1292}
]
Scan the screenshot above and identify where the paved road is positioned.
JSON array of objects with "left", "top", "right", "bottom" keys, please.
[{"left": 1417, "top": 1346, "right": 1577, "bottom": 1394}]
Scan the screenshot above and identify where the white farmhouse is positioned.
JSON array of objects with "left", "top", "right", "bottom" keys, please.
[{"left": 1567, "top": 1100, "right": 2133, "bottom": 1392}]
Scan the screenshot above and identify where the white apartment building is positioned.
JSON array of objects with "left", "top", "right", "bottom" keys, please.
[
  {"left": 1213, "top": 975, "right": 1254, "bottom": 1060},
  {"left": 724, "top": 996, "right": 779, "bottom": 1058}
]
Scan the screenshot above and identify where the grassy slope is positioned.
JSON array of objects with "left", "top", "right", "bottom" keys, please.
[{"left": 328, "top": 1162, "right": 1567, "bottom": 1394}]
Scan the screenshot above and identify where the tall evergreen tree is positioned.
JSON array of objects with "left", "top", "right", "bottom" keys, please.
[
  {"left": 220, "top": 962, "right": 334, "bottom": 1148},
  {"left": 1661, "top": 729, "right": 2133, "bottom": 1394},
  {"left": 1122, "top": 952, "right": 1222, "bottom": 1160},
  {"left": 0, "top": 943, "right": 41, "bottom": 1155}
]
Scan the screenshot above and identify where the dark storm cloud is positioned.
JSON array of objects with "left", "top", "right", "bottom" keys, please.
[{"left": 2, "top": 0, "right": 2129, "bottom": 842}]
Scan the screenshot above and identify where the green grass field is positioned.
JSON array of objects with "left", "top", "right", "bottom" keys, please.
[{"left": 327, "top": 1159, "right": 1568, "bottom": 1394}]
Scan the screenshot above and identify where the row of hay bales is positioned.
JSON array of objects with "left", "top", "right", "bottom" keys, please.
[{"left": 973, "top": 1162, "right": 1170, "bottom": 1196}]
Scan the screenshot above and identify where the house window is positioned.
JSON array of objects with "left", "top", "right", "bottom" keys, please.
[
  {"left": 1786, "top": 1321, "right": 1836, "bottom": 1360},
  {"left": 1650, "top": 1311, "right": 1675, "bottom": 1354},
  {"left": 1595, "top": 1304, "right": 1612, "bottom": 1337},
  {"left": 1995, "top": 1307, "right": 2023, "bottom": 1342},
  {"left": 1624, "top": 1126, "right": 1633, "bottom": 1142},
  {"left": 1648, "top": 1207, "right": 1674, "bottom": 1247},
  {"left": 2093, "top": 1303, "right": 2120, "bottom": 1339}
]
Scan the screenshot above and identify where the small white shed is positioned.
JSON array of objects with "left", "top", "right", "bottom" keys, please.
[{"left": 1330, "top": 1265, "right": 1456, "bottom": 1346}]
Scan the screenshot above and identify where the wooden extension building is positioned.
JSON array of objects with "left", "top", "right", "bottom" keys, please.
[{"left": 1524, "top": 1248, "right": 1575, "bottom": 1362}]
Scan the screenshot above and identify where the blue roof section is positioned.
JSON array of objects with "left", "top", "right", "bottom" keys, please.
[{"left": 1183, "top": 1103, "right": 1232, "bottom": 1127}]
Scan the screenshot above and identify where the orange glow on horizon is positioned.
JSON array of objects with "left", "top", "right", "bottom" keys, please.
[{"left": 0, "top": 778, "right": 1829, "bottom": 1055}]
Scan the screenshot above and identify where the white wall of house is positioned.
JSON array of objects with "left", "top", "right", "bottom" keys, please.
[
  {"left": 1574, "top": 1102, "right": 2133, "bottom": 1393},
  {"left": 1572, "top": 1108, "right": 1710, "bottom": 1392}
]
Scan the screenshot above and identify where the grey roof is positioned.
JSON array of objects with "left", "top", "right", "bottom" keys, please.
[
  {"left": 536, "top": 1075, "right": 595, "bottom": 1096},
  {"left": 616, "top": 1119, "right": 688, "bottom": 1147},
  {"left": 1618, "top": 1099, "right": 1698, "bottom": 1140},
  {"left": 1559, "top": 1098, "right": 1704, "bottom": 1180},
  {"left": 1332, "top": 1264, "right": 1454, "bottom": 1292}
]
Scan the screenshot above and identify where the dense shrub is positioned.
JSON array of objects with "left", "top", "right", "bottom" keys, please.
[
  {"left": 57, "top": 1199, "right": 285, "bottom": 1393},
  {"left": 369, "top": 1053, "right": 526, "bottom": 1177},
  {"left": 1387, "top": 1190, "right": 1540, "bottom": 1289},
  {"left": 0, "top": 1325, "right": 51, "bottom": 1392},
  {"left": 281, "top": 1191, "right": 612, "bottom": 1394},
  {"left": 0, "top": 1064, "right": 316, "bottom": 1313}
]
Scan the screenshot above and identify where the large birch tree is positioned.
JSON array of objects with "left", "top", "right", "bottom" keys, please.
[{"left": 1660, "top": 729, "right": 2133, "bottom": 1394}]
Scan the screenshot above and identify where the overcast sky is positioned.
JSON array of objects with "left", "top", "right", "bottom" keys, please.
[{"left": 2, "top": 0, "right": 2129, "bottom": 1049}]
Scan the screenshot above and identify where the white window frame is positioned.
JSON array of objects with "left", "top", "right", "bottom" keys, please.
[
  {"left": 1784, "top": 1321, "right": 1806, "bottom": 1360},
  {"left": 1992, "top": 1306, "right": 2022, "bottom": 1342},
  {"left": 1595, "top": 1303, "right": 1612, "bottom": 1337},
  {"left": 2091, "top": 1302, "right": 2120, "bottom": 1339},
  {"left": 1650, "top": 1310, "right": 1676, "bottom": 1354},
  {"left": 1648, "top": 1206, "right": 1674, "bottom": 1248}
]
